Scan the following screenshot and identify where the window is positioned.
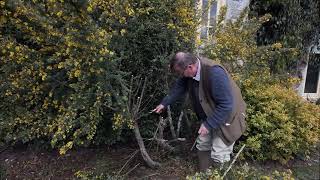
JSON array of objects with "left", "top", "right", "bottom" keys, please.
[
  {"left": 199, "top": 0, "right": 219, "bottom": 39},
  {"left": 299, "top": 52, "right": 320, "bottom": 101},
  {"left": 197, "top": 0, "right": 250, "bottom": 40},
  {"left": 304, "top": 56, "right": 319, "bottom": 93}
]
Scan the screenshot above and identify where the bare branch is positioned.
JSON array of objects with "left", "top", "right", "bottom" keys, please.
[
  {"left": 158, "top": 116, "right": 167, "bottom": 140},
  {"left": 127, "top": 76, "right": 134, "bottom": 113},
  {"left": 183, "top": 111, "right": 192, "bottom": 131},
  {"left": 138, "top": 78, "right": 147, "bottom": 108},
  {"left": 167, "top": 106, "right": 177, "bottom": 139},
  {"left": 125, "top": 76, "right": 161, "bottom": 168},
  {"left": 177, "top": 111, "right": 184, "bottom": 137}
]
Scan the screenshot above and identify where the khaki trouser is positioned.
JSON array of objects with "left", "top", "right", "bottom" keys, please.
[{"left": 196, "top": 130, "right": 234, "bottom": 163}]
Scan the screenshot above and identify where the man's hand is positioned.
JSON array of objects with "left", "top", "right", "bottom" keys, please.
[
  {"left": 152, "top": 104, "right": 165, "bottom": 114},
  {"left": 198, "top": 123, "right": 209, "bottom": 136}
]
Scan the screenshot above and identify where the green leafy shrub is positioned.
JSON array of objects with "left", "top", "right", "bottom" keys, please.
[
  {"left": 0, "top": 0, "right": 129, "bottom": 154},
  {"left": 87, "top": 0, "right": 197, "bottom": 139},
  {"left": 203, "top": 10, "right": 319, "bottom": 163},
  {"left": 241, "top": 72, "right": 319, "bottom": 163},
  {"left": 0, "top": 0, "right": 197, "bottom": 153},
  {"left": 186, "top": 163, "right": 295, "bottom": 180},
  {"left": 204, "top": 10, "right": 298, "bottom": 75},
  {"left": 75, "top": 170, "right": 123, "bottom": 180}
]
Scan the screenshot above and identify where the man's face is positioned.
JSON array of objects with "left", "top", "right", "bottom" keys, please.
[{"left": 174, "top": 64, "right": 197, "bottom": 78}]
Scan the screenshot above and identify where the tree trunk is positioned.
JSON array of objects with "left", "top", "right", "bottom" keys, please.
[{"left": 133, "top": 120, "right": 160, "bottom": 168}]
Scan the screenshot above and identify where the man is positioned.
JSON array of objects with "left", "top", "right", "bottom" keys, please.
[{"left": 153, "top": 52, "right": 246, "bottom": 172}]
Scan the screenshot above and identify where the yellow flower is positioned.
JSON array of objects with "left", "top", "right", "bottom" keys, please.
[
  {"left": 74, "top": 70, "right": 81, "bottom": 77},
  {"left": 271, "top": 43, "right": 282, "bottom": 49}
]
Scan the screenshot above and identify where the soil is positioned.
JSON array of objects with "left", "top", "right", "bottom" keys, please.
[
  {"left": 0, "top": 142, "right": 197, "bottom": 180},
  {"left": 0, "top": 142, "right": 319, "bottom": 180}
]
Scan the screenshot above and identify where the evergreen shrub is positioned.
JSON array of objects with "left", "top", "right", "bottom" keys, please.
[
  {"left": 0, "top": 0, "right": 197, "bottom": 153},
  {"left": 241, "top": 72, "right": 319, "bottom": 163},
  {"left": 203, "top": 10, "right": 319, "bottom": 163}
]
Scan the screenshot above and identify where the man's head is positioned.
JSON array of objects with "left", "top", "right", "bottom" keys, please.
[{"left": 170, "top": 52, "right": 198, "bottom": 78}]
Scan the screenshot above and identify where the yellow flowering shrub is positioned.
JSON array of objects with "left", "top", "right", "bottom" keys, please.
[
  {"left": 0, "top": 0, "right": 127, "bottom": 152},
  {"left": 204, "top": 10, "right": 298, "bottom": 75},
  {"left": 0, "top": 0, "right": 197, "bottom": 152},
  {"left": 93, "top": 0, "right": 197, "bottom": 138}
]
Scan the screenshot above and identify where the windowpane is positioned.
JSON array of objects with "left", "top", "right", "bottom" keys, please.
[{"left": 304, "top": 54, "right": 320, "bottom": 93}]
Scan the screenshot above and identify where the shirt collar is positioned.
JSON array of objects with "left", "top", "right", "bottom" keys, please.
[{"left": 193, "top": 59, "right": 201, "bottom": 81}]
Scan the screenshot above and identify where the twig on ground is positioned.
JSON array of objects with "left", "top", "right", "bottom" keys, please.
[
  {"left": 222, "top": 144, "right": 246, "bottom": 178},
  {"left": 123, "top": 163, "right": 140, "bottom": 177},
  {"left": 139, "top": 173, "right": 159, "bottom": 179},
  {"left": 123, "top": 149, "right": 139, "bottom": 160},
  {"left": 117, "top": 150, "right": 139, "bottom": 175}
]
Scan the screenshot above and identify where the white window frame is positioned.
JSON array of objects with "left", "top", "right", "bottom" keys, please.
[
  {"left": 197, "top": 0, "right": 226, "bottom": 40},
  {"left": 298, "top": 46, "right": 320, "bottom": 101},
  {"left": 197, "top": 0, "right": 250, "bottom": 40}
]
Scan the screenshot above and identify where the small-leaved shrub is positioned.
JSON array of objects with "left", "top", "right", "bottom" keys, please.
[
  {"left": 241, "top": 72, "right": 319, "bottom": 163},
  {"left": 0, "top": 0, "right": 197, "bottom": 153},
  {"left": 203, "top": 9, "right": 319, "bottom": 163},
  {"left": 186, "top": 163, "right": 295, "bottom": 180},
  {"left": 75, "top": 170, "right": 123, "bottom": 180}
]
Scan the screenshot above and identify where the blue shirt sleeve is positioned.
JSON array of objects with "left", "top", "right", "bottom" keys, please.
[
  {"left": 160, "top": 77, "right": 188, "bottom": 107},
  {"left": 203, "top": 66, "right": 233, "bottom": 130}
]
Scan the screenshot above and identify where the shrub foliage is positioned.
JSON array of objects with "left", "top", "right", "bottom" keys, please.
[
  {"left": 203, "top": 10, "right": 319, "bottom": 163},
  {"left": 0, "top": 0, "right": 318, "bottom": 165},
  {"left": 0, "top": 0, "right": 196, "bottom": 153},
  {"left": 0, "top": 0, "right": 130, "bottom": 153},
  {"left": 241, "top": 72, "right": 319, "bottom": 163}
]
